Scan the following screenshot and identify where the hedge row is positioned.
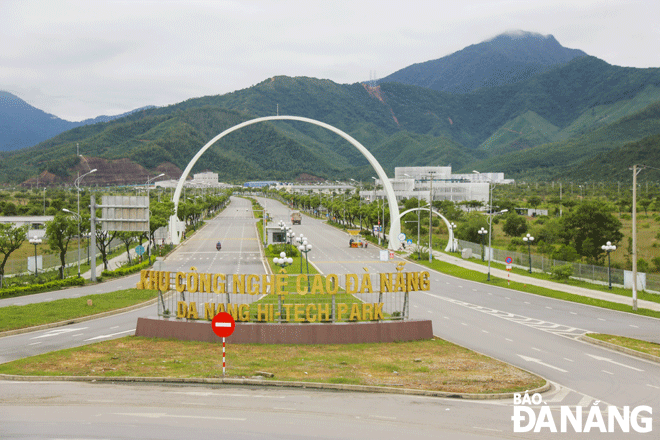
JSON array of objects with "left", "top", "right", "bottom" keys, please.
[
  {"left": 0, "top": 277, "right": 86, "bottom": 299},
  {"left": 101, "top": 260, "right": 152, "bottom": 278}
]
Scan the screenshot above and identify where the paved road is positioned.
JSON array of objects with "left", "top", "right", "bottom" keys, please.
[
  {"left": 0, "top": 197, "right": 265, "bottom": 363},
  {"left": 1, "top": 196, "right": 658, "bottom": 438},
  {"left": 257, "top": 197, "right": 660, "bottom": 413},
  {"left": 2, "top": 380, "right": 654, "bottom": 440}
]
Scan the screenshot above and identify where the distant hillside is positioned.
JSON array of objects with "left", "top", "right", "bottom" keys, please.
[
  {"left": 0, "top": 91, "right": 156, "bottom": 152},
  {"left": 2, "top": 35, "right": 660, "bottom": 186},
  {"left": 378, "top": 31, "right": 587, "bottom": 93},
  {"left": 0, "top": 91, "right": 78, "bottom": 151}
]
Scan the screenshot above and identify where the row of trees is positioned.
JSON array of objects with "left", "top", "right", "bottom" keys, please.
[
  {"left": 256, "top": 187, "right": 642, "bottom": 269},
  {"left": 0, "top": 189, "right": 230, "bottom": 280}
]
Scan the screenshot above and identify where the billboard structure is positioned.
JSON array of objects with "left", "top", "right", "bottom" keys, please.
[{"left": 100, "top": 196, "right": 149, "bottom": 232}]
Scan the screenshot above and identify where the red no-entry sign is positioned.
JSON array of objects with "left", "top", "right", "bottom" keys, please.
[{"left": 211, "top": 312, "right": 235, "bottom": 338}]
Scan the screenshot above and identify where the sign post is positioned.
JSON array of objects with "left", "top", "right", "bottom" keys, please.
[
  {"left": 211, "top": 312, "right": 236, "bottom": 376},
  {"left": 505, "top": 257, "right": 513, "bottom": 285}
]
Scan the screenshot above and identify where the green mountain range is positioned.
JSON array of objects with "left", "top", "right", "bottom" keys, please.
[{"left": 2, "top": 33, "right": 660, "bottom": 186}]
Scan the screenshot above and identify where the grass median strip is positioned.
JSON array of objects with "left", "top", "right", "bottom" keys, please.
[
  {"left": 585, "top": 334, "right": 660, "bottom": 358},
  {"left": 0, "top": 336, "right": 545, "bottom": 394},
  {"left": 0, "top": 289, "right": 158, "bottom": 332},
  {"left": 413, "top": 258, "right": 660, "bottom": 319}
]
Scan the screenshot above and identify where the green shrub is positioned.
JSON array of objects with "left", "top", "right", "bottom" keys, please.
[
  {"left": 101, "top": 260, "right": 151, "bottom": 278},
  {"left": 0, "top": 277, "right": 85, "bottom": 298},
  {"left": 550, "top": 263, "right": 574, "bottom": 280}
]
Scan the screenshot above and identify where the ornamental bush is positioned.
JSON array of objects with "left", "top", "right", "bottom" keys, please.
[
  {"left": 0, "top": 277, "right": 85, "bottom": 298},
  {"left": 549, "top": 263, "right": 574, "bottom": 281}
]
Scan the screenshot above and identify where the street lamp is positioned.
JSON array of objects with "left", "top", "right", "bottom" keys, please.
[
  {"left": 146, "top": 173, "right": 165, "bottom": 263},
  {"left": 350, "top": 178, "right": 362, "bottom": 230},
  {"left": 62, "top": 208, "right": 82, "bottom": 277},
  {"left": 70, "top": 168, "right": 97, "bottom": 277},
  {"left": 601, "top": 241, "right": 617, "bottom": 289},
  {"left": 297, "top": 236, "right": 312, "bottom": 292},
  {"left": 29, "top": 236, "right": 42, "bottom": 277},
  {"left": 522, "top": 233, "right": 534, "bottom": 273},
  {"left": 273, "top": 251, "right": 293, "bottom": 272},
  {"left": 478, "top": 227, "right": 488, "bottom": 261},
  {"left": 473, "top": 170, "right": 505, "bottom": 280},
  {"left": 449, "top": 222, "right": 457, "bottom": 252}
]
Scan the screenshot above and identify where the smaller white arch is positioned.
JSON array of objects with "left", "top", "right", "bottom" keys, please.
[{"left": 398, "top": 207, "right": 457, "bottom": 252}]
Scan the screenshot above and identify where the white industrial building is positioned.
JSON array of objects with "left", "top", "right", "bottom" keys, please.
[{"left": 364, "top": 166, "right": 513, "bottom": 203}]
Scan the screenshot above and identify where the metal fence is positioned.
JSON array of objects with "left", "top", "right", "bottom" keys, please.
[
  {"left": 156, "top": 272, "right": 416, "bottom": 323},
  {"left": 457, "top": 239, "right": 660, "bottom": 293},
  {"left": 4, "top": 239, "right": 126, "bottom": 276}
]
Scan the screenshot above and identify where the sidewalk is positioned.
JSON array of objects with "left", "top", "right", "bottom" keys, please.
[
  {"left": 80, "top": 249, "right": 138, "bottom": 280},
  {"left": 414, "top": 246, "right": 660, "bottom": 313}
]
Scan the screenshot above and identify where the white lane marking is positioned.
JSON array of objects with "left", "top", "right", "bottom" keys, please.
[
  {"left": 517, "top": 354, "right": 568, "bottom": 373},
  {"left": 30, "top": 327, "right": 89, "bottom": 340},
  {"left": 629, "top": 325, "right": 639, "bottom": 328},
  {"left": 461, "top": 323, "right": 468, "bottom": 326},
  {"left": 505, "top": 338, "right": 513, "bottom": 342},
  {"left": 531, "top": 347, "right": 541, "bottom": 352},
  {"left": 602, "top": 370, "right": 614, "bottom": 375},
  {"left": 570, "top": 312, "right": 577, "bottom": 315},
  {"left": 371, "top": 415, "right": 396, "bottom": 420},
  {"left": 84, "top": 329, "right": 135, "bottom": 341},
  {"left": 472, "top": 426, "right": 502, "bottom": 432},
  {"left": 545, "top": 387, "right": 571, "bottom": 403},
  {"left": 114, "top": 412, "right": 245, "bottom": 421},
  {"left": 167, "top": 391, "right": 285, "bottom": 399},
  {"left": 577, "top": 395, "right": 593, "bottom": 407},
  {"left": 71, "top": 334, "right": 84, "bottom": 338},
  {"left": 28, "top": 342, "right": 42, "bottom": 346},
  {"left": 597, "top": 318, "right": 606, "bottom": 321},
  {"left": 585, "top": 353, "right": 644, "bottom": 372},
  {"left": 110, "top": 326, "right": 119, "bottom": 330},
  {"left": 564, "top": 358, "right": 574, "bottom": 362},
  {"left": 482, "top": 330, "right": 489, "bottom": 334},
  {"left": 647, "top": 384, "right": 660, "bottom": 389}
]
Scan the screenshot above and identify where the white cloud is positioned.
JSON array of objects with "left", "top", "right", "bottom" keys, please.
[{"left": 0, "top": 0, "right": 658, "bottom": 120}]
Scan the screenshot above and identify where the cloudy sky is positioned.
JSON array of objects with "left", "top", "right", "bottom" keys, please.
[{"left": 2, "top": 0, "right": 659, "bottom": 121}]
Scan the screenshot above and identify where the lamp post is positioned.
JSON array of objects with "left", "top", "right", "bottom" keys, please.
[
  {"left": 601, "top": 241, "right": 617, "bottom": 289},
  {"left": 428, "top": 171, "right": 435, "bottom": 262},
  {"left": 273, "top": 251, "right": 293, "bottom": 272},
  {"left": 350, "top": 178, "right": 362, "bottom": 230},
  {"left": 71, "top": 168, "right": 97, "bottom": 277},
  {"left": 297, "top": 236, "right": 312, "bottom": 292},
  {"left": 449, "top": 222, "right": 457, "bottom": 252},
  {"left": 478, "top": 227, "right": 488, "bottom": 261},
  {"left": 523, "top": 233, "right": 534, "bottom": 273},
  {"left": 473, "top": 170, "right": 504, "bottom": 280},
  {"left": 62, "top": 208, "right": 82, "bottom": 277},
  {"left": 29, "top": 236, "right": 42, "bottom": 277},
  {"left": 146, "top": 173, "right": 165, "bottom": 263}
]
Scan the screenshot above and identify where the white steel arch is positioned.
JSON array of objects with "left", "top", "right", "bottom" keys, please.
[
  {"left": 169, "top": 115, "right": 402, "bottom": 250},
  {"left": 398, "top": 207, "right": 456, "bottom": 252}
]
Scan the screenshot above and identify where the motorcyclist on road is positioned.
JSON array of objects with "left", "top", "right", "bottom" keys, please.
[{"left": 216, "top": 241, "right": 222, "bottom": 251}]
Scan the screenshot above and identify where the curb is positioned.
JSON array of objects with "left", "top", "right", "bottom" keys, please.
[
  {"left": 0, "top": 373, "right": 549, "bottom": 400},
  {"left": 579, "top": 334, "right": 660, "bottom": 364},
  {"left": 0, "top": 297, "right": 159, "bottom": 339}
]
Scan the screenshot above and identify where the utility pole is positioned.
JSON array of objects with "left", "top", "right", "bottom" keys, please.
[
  {"left": 428, "top": 171, "right": 435, "bottom": 262},
  {"left": 631, "top": 164, "right": 643, "bottom": 311}
]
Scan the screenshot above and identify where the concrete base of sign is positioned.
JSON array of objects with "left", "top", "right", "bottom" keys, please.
[{"left": 135, "top": 317, "right": 433, "bottom": 344}]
